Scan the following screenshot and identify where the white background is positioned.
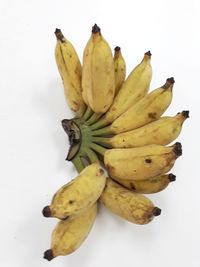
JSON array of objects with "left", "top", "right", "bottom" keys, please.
[{"left": 0, "top": 0, "right": 199, "bottom": 266}]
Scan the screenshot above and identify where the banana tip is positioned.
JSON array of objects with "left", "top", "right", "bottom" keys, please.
[
  {"left": 173, "top": 142, "right": 182, "bottom": 157},
  {"left": 168, "top": 174, "right": 176, "bottom": 182},
  {"left": 114, "top": 46, "right": 121, "bottom": 52},
  {"left": 145, "top": 51, "right": 152, "bottom": 57},
  {"left": 54, "top": 28, "right": 65, "bottom": 42},
  {"left": 44, "top": 249, "right": 54, "bottom": 261},
  {"left": 162, "top": 77, "right": 175, "bottom": 89},
  {"left": 92, "top": 24, "right": 101, "bottom": 33},
  {"left": 182, "top": 110, "right": 190, "bottom": 119},
  {"left": 42, "top": 206, "right": 51, "bottom": 217},
  {"left": 153, "top": 207, "right": 161, "bottom": 216}
]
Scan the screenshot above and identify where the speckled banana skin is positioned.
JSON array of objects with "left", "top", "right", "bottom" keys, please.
[
  {"left": 42, "top": 163, "right": 106, "bottom": 219},
  {"left": 100, "top": 178, "right": 161, "bottom": 224},
  {"left": 109, "top": 111, "right": 189, "bottom": 148},
  {"left": 104, "top": 143, "right": 182, "bottom": 181},
  {"left": 44, "top": 203, "right": 97, "bottom": 261}
]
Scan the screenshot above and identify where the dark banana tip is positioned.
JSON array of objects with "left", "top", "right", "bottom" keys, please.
[
  {"left": 182, "top": 110, "right": 190, "bottom": 118},
  {"left": 153, "top": 207, "right": 162, "bottom": 216},
  {"left": 44, "top": 249, "right": 54, "bottom": 261},
  {"left": 168, "top": 173, "right": 176, "bottom": 182},
  {"left": 162, "top": 77, "right": 175, "bottom": 89},
  {"left": 173, "top": 142, "right": 182, "bottom": 157},
  {"left": 54, "top": 28, "right": 65, "bottom": 42},
  {"left": 92, "top": 24, "right": 101, "bottom": 33},
  {"left": 145, "top": 51, "right": 152, "bottom": 57},
  {"left": 114, "top": 46, "right": 121, "bottom": 52},
  {"left": 42, "top": 206, "right": 52, "bottom": 217}
]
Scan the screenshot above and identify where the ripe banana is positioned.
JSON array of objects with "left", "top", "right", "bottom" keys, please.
[
  {"left": 54, "top": 29, "right": 84, "bottom": 113},
  {"left": 110, "top": 77, "right": 174, "bottom": 134},
  {"left": 42, "top": 163, "right": 106, "bottom": 219},
  {"left": 82, "top": 24, "right": 115, "bottom": 114},
  {"left": 44, "top": 203, "right": 97, "bottom": 261},
  {"left": 113, "top": 173, "right": 176, "bottom": 194},
  {"left": 100, "top": 178, "right": 161, "bottom": 224},
  {"left": 109, "top": 111, "right": 189, "bottom": 148},
  {"left": 104, "top": 142, "right": 182, "bottom": 180},
  {"left": 114, "top": 46, "right": 126, "bottom": 95}
]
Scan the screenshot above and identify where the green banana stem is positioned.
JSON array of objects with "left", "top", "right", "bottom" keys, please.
[
  {"left": 90, "top": 143, "right": 107, "bottom": 157},
  {"left": 91, "top": 136, "right": 111, "bottom": 147},
  {"left": 75, "top": 104, "right": 87, "bottom": 118},
  {"left": 83, "top": 106, "right": 94, "bottom": 121},
  {"left": 92, "top": 126, "right": 113, "bottom": 136},
  {"left": 72, "top": 156, "right": 85, "bottom": 173},
  {"left": 85, "top": 148, "right": 100, "bottom": 163},
  {"left": 90, "top": 116, "right": 109, "bottom": 130},
  {"left": 86, "top": 113, "right": 102, "bottom": 125}
]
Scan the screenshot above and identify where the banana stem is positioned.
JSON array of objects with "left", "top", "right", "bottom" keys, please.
[
  {"left": 83, "top": 106, "right": 94, "bottom": 121},
  {"left": 75, "top": 105, "right": 86, "bottom": 118},
  {"left": 85, "top": 148, "right": 100, "bottom": 163},
  {"left": 86, "top": 113, "right": 102, "bottom": 125},
  {"left": 92, "top": 126, "right": 113, "bottom": 136},
  {"left": 72, "top": 156, "right": 85, "bottom": 173},
  {"left": 90, "top": 143, "right": 107, "bottom": 157},
  {"left": 90, "top": 117, "right": 109, "bottom": 130},
  {"left": 91, "top": 136, "right": 111, "bottom": 147}
]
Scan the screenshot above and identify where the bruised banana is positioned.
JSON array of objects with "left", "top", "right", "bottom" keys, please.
[
  {"left": 113, "top": 173, "right": 176, "bottom": 194},
  {"left": 100, "top": 178, "right": 161, "bottom": 224},
  {"left": 104, "top": 142, "right": 182, "bottom": 180},
  {"left": 114, "top": 46, "right": 126, "bottom": 95},
  {"left": 42, "top": 163, "right": 106, "bottom": 219},
  {"left": 109, "top": 111, "right": 189, "bottom": 148},
  {"left": 82, "top": 24, "right": 115, "bottom": 114},
  {"left": 54, "top": 29, "right": 85, "bottom": 114},
  {"left": 44, "top": 203, "right": 97, "bottom": 261},
  {"left": 110, "top": 77, "right": 174, "bottom": 134}
]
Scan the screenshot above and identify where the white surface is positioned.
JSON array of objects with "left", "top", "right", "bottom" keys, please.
[{"left": 0, "top": 0, "right": 199, "bottom": 266}]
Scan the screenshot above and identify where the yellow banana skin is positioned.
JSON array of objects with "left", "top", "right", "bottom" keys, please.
[
  {"left": 100, "top": 178, "right": 161, "bottom": 224},
  {"left": 54, "top": 29, "right": 84, "bottom": 112},
  {"left": 110, "top": 77, "right": 174, "bottom": 134},
  {"left": 109, "top": 111, "right": 189, "bottom": 148},
  {"left": 114, "top": 46, "right": 126, "bottom": 95},
  {"left": 104, "top": 143, "right": 182, "bottom": 180},
  {"left": 82, "top": 24, "right": 115, "bottom": 114},
  {"left": 104, "top": 51, "right": 152, "bottom": 123},
  {"left": 42, "top": 163, "right": 106, "bottom": 219},
  {"left": 44, "top": 203, "right": 97, "bottom": 261},
  {"left": 113, "top": 173, "right": 176, "bottom": 194}
]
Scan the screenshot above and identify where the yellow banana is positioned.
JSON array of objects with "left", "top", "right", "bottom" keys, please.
[
  {"left": 54, "top": 29, "right": 84, "bottom": 113},
  {"left": 42, "top": 163, "right": 106, "bottom": 219},
  {"left": 104, "top": 142, "right": 182, "bottom": 180},
  {"left": 110, "top": 77, "right": 174, "bottom": 134},
  {"left": 114, "top": 46, "right": 126, "bottom": 95},
  {"left": 109, "top": 110, "right": 189, "bottom": 148},
  {"left": 113, "top": 173, "right": 176, "bottom": 194},
  {"left": 82, "top": 24, "right": 115, "bottom": 114},
  {"left": 100, "top": 178, "right": 161, "bottom": 224},
  {"left": 44, "top": 203, "right": 97, "bottom": 261}
]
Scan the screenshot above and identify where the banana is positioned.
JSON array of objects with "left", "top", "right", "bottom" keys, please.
[
  {"left": 109, "top": 111, "right": 189, "bottom": 148},
  {"left": 104, "top": 142, "right": 182, "bottom": 180},
  {"left": 114, "top": 46, "right": 126, "bottom": 95},
  {"left": 110, "top": 77, "right": 174, "bottom": 134},
  {"left": 113, "top": 173, "right": 176, "bottom": 194},
  {"left": 42, "top": 163, "right": 106, "bottom": 219},
  {"left": 54, "top": 29, "right": 84, "bottom": 113},
  {"left": 100, "top": 178, "right": 161, "bottom": 224},
  {"left": 44, "top": 203, "right": 97, "bottom": 261},
  {"left": 82, "top": 24, "right": 115, "bottom": 114}
]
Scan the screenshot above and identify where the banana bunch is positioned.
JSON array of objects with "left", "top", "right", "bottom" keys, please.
[{"left": 43, "top": 24, "right": 189, "bottom": 260}]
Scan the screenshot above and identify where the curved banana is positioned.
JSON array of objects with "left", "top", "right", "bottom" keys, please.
[
  {"left": 42, "top": 163, "right": 106, "bottom": 219},
  {"left": 100, "top": 178, "right": 161, "bottom": 224},
  {"left": 44, "top": 203, "right": 97, "bottom": 261},
  {"left": 113, "top": 173, "right": 176, "bottom": 194},
  {"left": 54, "top": 29, "right": 84, "bottom": 113},
  {"left": 114, "top": 46, "right": 126, "bottom": 95},
  {"left": 104, "top": 142, "right": 182, "bottom": 180},
  {"left": 110, "top": 77, "right": 174, "bottom": 134},
  {"left": 82, "top": 24, "right": 115, "bottom": 114},
  {"left": 109, "top": 110, "right": 189, "bottom": 148}
]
